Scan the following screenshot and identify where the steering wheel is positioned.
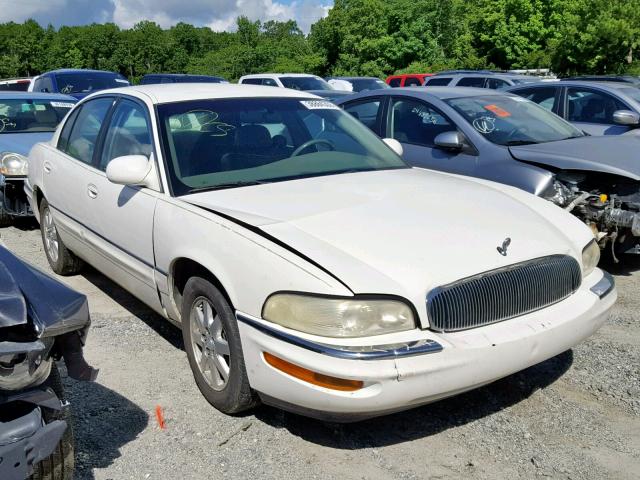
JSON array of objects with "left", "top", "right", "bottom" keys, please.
[
  {"left": 0, "top": 115, "right": 10, "bottom": 132},
  {"left": 291, "top": 139, "right": 335, "bottom": 157}
]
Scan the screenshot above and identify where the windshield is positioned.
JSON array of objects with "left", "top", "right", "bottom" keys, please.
[
  {"left": 350, "top": 79, "right": 390, "bottom": 92},
  {"left": 55, "top": 73, "right": 129, "bottom": 95},
  {"left": 158, "top": 97, "right": 407, "bottom": 196},
  {"left": 280, "top": 77, "right": 332, "bottom": 91},
  {"left": 446, "top": 95, "right": 584, "bottom": 146},
  {"left": 0, "top": 98, "right": 75, "bottom": 134}
]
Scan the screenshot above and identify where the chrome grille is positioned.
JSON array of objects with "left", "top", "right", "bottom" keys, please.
[{"left": 426, "top": 255, "right": 581, "bottom": 332}]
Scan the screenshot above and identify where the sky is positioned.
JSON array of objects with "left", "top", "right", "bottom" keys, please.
[{"left": 0, "top": 0, "right": 332, "bottom": 33}]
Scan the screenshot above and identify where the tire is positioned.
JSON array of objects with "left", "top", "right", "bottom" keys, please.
[
  {"left": 0, "top": 207, "right": 13, "bottom": 227},
  {"left": 31, "top": 363, "right": 75, "bottom": 480},
  {"left": 39, "top": 199, "right": 83, "bottom": 276},
  {"left": 181, "top": 277, "right": 258, "bottom": 414}
]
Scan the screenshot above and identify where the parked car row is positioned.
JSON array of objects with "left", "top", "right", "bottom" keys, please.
[{"left": 0, "top": 65, "right": 636, "bottom": 426}]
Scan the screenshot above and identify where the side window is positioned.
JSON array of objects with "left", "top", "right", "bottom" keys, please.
[
  {"left": 457, "top": 77, "right": 487, "bottom": 88},
  {"left": 404, "top": 77, "right": 422, "bottom": 87},
  {"left": 241, "top": 78, "right": 263, "bottom": 85},
  {"left": 35, "top": 76, "right": 54, "bottom": 93},
  {"left": 160, "top": 77, "right": 174, "bottom": 84},
  {"left": 567, "top": 88, "right": 628, "bottom": 124},
  {"left": 425, "top": 77, "right": 452, "bottom": 86},
  {"left": 99, "top": 99, "right": 152, "bottom": 171},
  {"left": 64, "top": 97, "right": 113, "bottom": 165},
  {"left": 343, "top": 98, "right": 382, "bottom": 132},
  {"left": 262, "top": 78, "right": 278, "bottom": 87},
  {"left": 514, "top": 87, "right": 558, "bottom": 111},
  {"left": 390, "top": 98, "right": 455, "bottom": 147},
  {"left": 388, "top": 78, "right": 401, "bottom": 87},
  {"left": 486, "top": 78, "right": 510, "bottom": 90},
  {"left": 57, "top": 107, "right": 82, "bottom": 152}
]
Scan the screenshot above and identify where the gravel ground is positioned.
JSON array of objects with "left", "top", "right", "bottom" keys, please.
[{"left": 2, "top": 220, "right": 639, "bottom": 480}]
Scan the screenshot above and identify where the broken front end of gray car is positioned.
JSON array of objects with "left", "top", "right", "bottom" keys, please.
[
  {"left": 0, "top": 245, "right": 97, "bottom": 480},
  {"left": 542, "top": 171, "right": 640, "bottom": 260}
]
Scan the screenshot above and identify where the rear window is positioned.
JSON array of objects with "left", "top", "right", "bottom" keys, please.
[
  {"left": 425, "top": 77, "right": 452, "bottom": 87},
  {"left": 55, "top": 73, "right": 129, "bottom": 95},
  {"left": 388, "top": 78, "right": 401, "bottom": 87}
]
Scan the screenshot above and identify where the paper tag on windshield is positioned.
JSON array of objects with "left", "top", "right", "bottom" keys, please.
[
  {"left": 484, "top": 104, "right": 511, "bottom": 117},
  {"left": 50, "top": 102, "right": 75, "bottom": 108},
  {"left": 301, "top": 100, "right": 339, "bottom": 110},
  {"left": 115, "top": 79, "right": 130, "bottom": 84}
]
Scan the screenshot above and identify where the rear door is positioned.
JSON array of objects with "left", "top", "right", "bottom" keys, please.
[
  {"left": 565, "top": 87, "right": 631, "bottom": 135},
  {"left": 384, "top": 96, "right": 478, "bottom": 175},
  {"left": 43, "top": 96, "right": 115, "bottom": 259}
]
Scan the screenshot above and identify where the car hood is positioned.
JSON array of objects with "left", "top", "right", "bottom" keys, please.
[
  {"left": 184, "top": 169, "right": 587, "bottom": 317},
  {"left": 509, "top": 136, "right": 640, "bottom": 181},
  {"left": 0, "top": 132, "right": 54, "bottom": 157},
  {"left": 0, "top": 246, "right": 90, "bottom": 335}
]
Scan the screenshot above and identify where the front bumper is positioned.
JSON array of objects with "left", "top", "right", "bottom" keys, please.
[
  {"left": 237, "top": 269, "right": 616, "bottom": 421},
  {"left": 0, "top": 175, "right": 31, "bottom": 217},
  {"left": 0, "top": 389, "right": 67, "bottom": 480}
]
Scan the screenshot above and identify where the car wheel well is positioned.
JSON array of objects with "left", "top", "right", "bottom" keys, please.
[{"left": 171, "top": 258, "right": 232, "bottom": 316}]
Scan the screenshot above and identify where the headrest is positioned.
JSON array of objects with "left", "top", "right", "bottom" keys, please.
[{"left": 234, "top": 124, "right": 272, "bottom": 149}]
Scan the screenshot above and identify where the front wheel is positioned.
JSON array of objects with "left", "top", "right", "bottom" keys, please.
[
  {"left": 181, "top": 277, "right": 258, "bottom": 414},
  {"left": 0, "top": 207, "right": 12, "bottom": 227},
  {"left": 31, "top": 364, "right": 75, "bottom": 480},
  {"left": 39, "top": 199, "right": 83, "bottom": 276}
]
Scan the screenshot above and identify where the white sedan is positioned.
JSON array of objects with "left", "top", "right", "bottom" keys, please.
[{"left": 26, "top": 84, "right": 616, "bottom": 421}]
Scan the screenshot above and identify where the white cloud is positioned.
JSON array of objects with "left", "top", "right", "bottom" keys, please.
[{"left": 111, "top": 0, "right": 330, "bottom": 32}]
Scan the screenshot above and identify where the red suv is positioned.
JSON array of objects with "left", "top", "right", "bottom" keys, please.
[{"left": 385, "top": 74, "right": 433, "bottom": 87}]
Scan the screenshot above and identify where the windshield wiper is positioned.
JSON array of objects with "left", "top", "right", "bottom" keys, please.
[
  {"left": 503, "top": 140, "right": 538, "bottom": 146},
  {"left": 187, "top": 180, "right": 270, "bottom": 194}
]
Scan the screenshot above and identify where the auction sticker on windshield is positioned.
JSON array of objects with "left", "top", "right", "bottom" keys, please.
[
  {"left": 50, "top": 102, "right": 75, "bottom": 108},
  {"left": 301, "top": 100, "right": 339, "bottom": 110},
  {"left": 484, "top": 104, "right": 511, "bottom": 117}
]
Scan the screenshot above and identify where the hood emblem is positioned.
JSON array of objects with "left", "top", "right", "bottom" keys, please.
[{"left": 497, "top": 237, "right": 511, "bottom": 256}]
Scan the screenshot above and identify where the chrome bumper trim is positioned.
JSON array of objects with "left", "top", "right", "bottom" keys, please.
[
  {"left": 236, "top": 312, "right": 443, "bottom": 360},
  {"left": 590, "top": 271, "right": 615, "bottom": 299}
]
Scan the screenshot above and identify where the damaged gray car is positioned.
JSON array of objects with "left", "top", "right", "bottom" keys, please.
[
  {"left": 0, "top": 245, "right": 96, "bottom": 480},
  {"left": 337, "top": 88, "right": 640, "bottom": 259}
]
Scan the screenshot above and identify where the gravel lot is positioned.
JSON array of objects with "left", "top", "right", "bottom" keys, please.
[{"left": 2, "top": 220, "right": 639, "bottom": 480}]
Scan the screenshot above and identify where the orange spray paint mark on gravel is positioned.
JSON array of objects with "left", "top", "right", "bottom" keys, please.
[{"left": 155, "top": 405, "right": 166, "bottom": 430}]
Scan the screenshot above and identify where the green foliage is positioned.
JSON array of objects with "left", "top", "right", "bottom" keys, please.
[{"left": 0, "top": 0, "right": 639, "bottom": 81}]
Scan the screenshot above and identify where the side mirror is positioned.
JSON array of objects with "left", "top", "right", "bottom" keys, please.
[
  {"left": 613, "top": 110, "right": 640, "bottom": 126},
  {"left": 106, "top": 155, "right": 156, "bottom": 188},
  {"left": 434, "top": 131, "right": 465, "bottom": 151},
  {"left": 383, "top": 138, "right": 403, "bottom": 156}
]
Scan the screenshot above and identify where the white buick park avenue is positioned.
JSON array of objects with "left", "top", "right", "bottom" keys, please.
[{"left": 26, "top": 84, "right": 616, "bottom": 421}]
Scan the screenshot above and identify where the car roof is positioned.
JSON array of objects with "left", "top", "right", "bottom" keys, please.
[
  {"left": 336, "top": 86, "right": 507, "bottom": 103},
  {"left": 43, "top": 69, "right": 121, "bottom": 75},
  {"left": 330, "top": 76, "right": 380, "bottom": 80},
  {"left": 85, "top": 83, "right": 321, "bottom": 104},
  {"left": 241, "top": 73, "right": 319, "bottom": 78},
  {"left": 144, "top": 73, "right": 223, "bottom": 78},
  {"left": 509, "top": 80, "right": 634, "bottom": 91},
  {"left": 0, "top": 91, "right": 77, "bottom": 101}
]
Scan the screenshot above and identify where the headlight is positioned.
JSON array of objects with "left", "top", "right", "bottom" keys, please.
[
  {"left": 262, "top": 293, "right": 416, "bottom": 338},
  {"left": 582, "top": 239, "right": 600, "bottom": 277},
  {"left": 0, "top": 152, "right": 28, "bottom": 176}
]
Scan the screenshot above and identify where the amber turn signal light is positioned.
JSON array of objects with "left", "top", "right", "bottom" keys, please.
[{"left": 263, "top": 352, "right": 364, "bottom": 392}]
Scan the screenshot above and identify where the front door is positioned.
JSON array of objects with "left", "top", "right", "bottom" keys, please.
[
  {"left": 385, "top": 96, "right": 478, "bottom": 176},
  {"left": 84, "top": 97, "right": 162, "bottom": 312}
]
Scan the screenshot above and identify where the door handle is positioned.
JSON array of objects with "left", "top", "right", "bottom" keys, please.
[
  {"left": 43, "top": 162, "right": 52, "bottom": 174},
  {"left": 87, "top": 184, "right": 98, "bottom": 199}
]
